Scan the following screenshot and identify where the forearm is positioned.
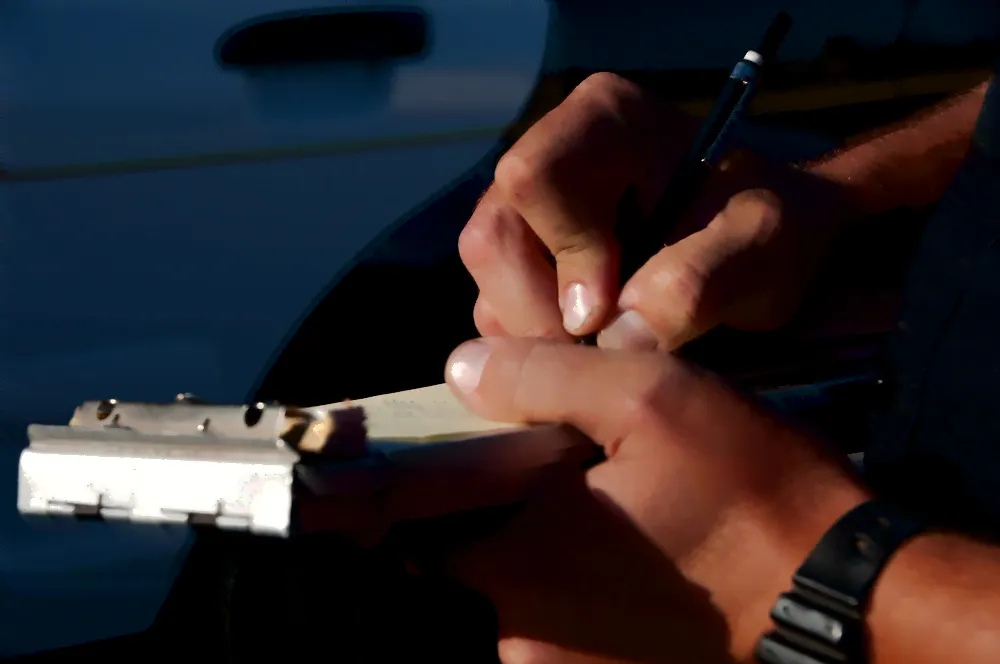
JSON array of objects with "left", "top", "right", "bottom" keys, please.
[
  {"left": 869, "top": 531, "right": 1000, "bottom": 663},
  {"left": 743, "top": 479, "right": 1000, "bottom": 664},
  {"left": 807, "top": 80, "right": 990, "bottom": 221}
]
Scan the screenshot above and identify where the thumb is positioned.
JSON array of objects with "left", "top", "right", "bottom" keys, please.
[
  {"left": 598, "top": 225, "right": 746, "bottom": 351},
  {"left": 444, "top": 337, "right": 686, "bottom": 450}
]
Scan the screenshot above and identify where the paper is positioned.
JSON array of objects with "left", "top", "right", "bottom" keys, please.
[{"left": 321, "top": 383, "right": 522, "bottom": 442}]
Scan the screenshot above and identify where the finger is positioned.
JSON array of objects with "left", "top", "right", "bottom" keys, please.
[
  {"left": 493, "top": 74, "right": 685, "bottom": 337},
  {"left": 598, "top": 227, "right": 736, "bottom": 351},
  {"left": 473, "top": 296, "right": 507, "bottom": 337},
  {"left": 460, "top": 187, "right": 570, "bottom": 340},
  {"left": 598, "top": 213, "right": 754, "bottom": 351},
  {"left": 444, "top": 336, "right": 690, "bottom": 451},
  {"left": 498, "top": 638, "right": 608, "bottom": 664},
  {"left": 662, "top": 149, "right": 775, "bottom": 246}
]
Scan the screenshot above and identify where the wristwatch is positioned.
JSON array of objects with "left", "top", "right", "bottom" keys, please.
[{"left": 754, "top": 499, "right": 928, "bottom": 664}]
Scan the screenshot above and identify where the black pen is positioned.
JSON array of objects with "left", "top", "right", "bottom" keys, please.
[{"left": 581, "top": 11, "right": 792, "bottom": 345}]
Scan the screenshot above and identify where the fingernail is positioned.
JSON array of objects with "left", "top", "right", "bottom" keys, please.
[
  {"left": 598, "top": 310, "right": 659, "bottom": 350},
  {"left": 561, "top": 282, "right": 595, "bottom": 334},
  {"left": 447, "top": 340, "right": 493, "bottom": 394}
]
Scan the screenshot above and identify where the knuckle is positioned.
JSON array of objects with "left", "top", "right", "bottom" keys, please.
[
  {"left": 669, "top": 273, "right": 707, "bottom": 328},
  {"left": 650, "top": 260, "right": 709, "bottom": 325},
  {"left": 572, "top": 72, "right": 643, "bottom": 107},
  {"left": 458, "top": 204, "right": 513, "bottom": 269},
  {"left": 723, "top": 189, "right": 784, "bottom": 241},
  {"left": 617, "top": 358, "right": 685, "bottom": 430},
  {"left": 553, "top": 227, "right": 604, "bottom": 263},
  {"left": 472, "top": 298, "right": 501, "bottom": 336},
  {"left": 494, "top": 150, "right": 544, "bottom": 206},
  {"left": 716, "top": 147, "right": 759, "bottom": 174},
  {"left": 726, "top": 188, "right": 778, "bottom": 215},
  {"left": 497, "top": 638, "right": 548, "bottom": 664},
  {"left": 521, "top": 320, "right": 569, "bottom": 341},
  {"left": 457, "top": 218, "right": 493, "bottom": 268},
  {"left": 623, "top": 380, "right": 663, "bottom": 427}
]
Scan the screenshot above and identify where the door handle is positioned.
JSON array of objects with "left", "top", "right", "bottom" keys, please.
[{"left": 216, "top": 9, "right": 428, "bottom": 68}]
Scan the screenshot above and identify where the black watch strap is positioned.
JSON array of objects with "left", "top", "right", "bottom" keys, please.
[{"left": 755, "top": 499, "right": 929, "bottom": 664}]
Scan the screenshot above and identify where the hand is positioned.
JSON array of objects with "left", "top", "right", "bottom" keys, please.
[
  {"left": 428, "top": 337, "right": 868, "bottom": 663},
  {"left": 460, "top": 73, "right": 854, "bottom": 350}
]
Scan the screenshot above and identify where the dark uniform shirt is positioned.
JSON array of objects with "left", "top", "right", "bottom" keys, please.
[{"left": 867, "top": 48, "right": 1000, "bottom": 533}]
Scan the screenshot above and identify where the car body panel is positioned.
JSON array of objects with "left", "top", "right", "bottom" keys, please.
[
  {"left": 0, "top": 0, "right": 548, "bottom": 655},
  {"left": 0, "top": 0, "right": 993, "bottom": 656}
]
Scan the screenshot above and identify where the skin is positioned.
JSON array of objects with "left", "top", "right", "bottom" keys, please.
[
  {"left": 437, "top": 338, "right": 1000, "bottom": 664},
  {"left": 459, "top": 74, "right": 988, "bottom": 351},
  {"left": 429, "top": 74, "right": 998, "bottom": 663}
]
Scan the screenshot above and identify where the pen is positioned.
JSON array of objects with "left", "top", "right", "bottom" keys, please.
[{"left": 581, "top": 11, "right": 792, "bottom": 346}]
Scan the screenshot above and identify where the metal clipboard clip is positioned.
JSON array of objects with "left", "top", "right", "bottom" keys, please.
[{"left": 17, "top": 393, "right": 585, "bottom": 538}]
